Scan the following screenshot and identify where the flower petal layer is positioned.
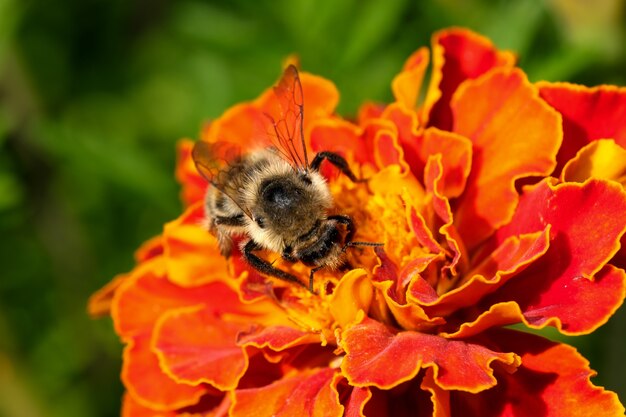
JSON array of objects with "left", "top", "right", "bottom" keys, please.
[
  {"left": 491, "top": 178, "right": 626, "bottom": 334},
  {"left": 409, "top": 228, "right": 550, "bottom": 319},
  {"left": 122, "top": 335, "right": 208, "bottom": 411},
  {"left": 424, "top": 28, "right": 516, "bottom": 129},
  {"left": 341, "top": 316, "right": 519, "bottom": 392},
  {"left": 537, "top": 82, "right": 626, "bottom": 174},
  {"left": 162, "top": 203, "right": 231, "bottom": 287},
  {"left": 176, "top": 140, "right": 206, "bottom": 207},
  {"left": 122, "top": 391, "right": 229, "bottom": 417},
  {"left": 229, "top": 368, "right": 343, "bottom": 417},
  {"left": 392, "top": 47, "right": 429, "bottom": 110},
  {"left": 561, "top": 139, "right": 626, "bottom": 185},
  {"left": 112, "top": 265, "right": 241, "bottom": 340},
  {"left": 344, "top": 386, "right": 372, "bottom": 417},
  {"left": 451, "top": 68, "right": 562, "bottom": 249},
  {"left": 152, "top": 305, "right": 248, "bottom": 391},
  {"left": 450, "top": 329, "right": 625, "bottom": 417}
]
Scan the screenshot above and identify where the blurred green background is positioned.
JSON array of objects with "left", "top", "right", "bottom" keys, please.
[{"left": 0, "top": 0, "right": 625, "bottom": 416}]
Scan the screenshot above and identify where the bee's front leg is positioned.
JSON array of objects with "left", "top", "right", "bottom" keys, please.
[
  {"left": 310, "top": 151, "right": 366, "bottom": 183},
  {"left": 242, "top": 240, "right": 314, "bottom": 293},
  {"left": 212, "top": 214, "right": 246, "bottom": 258}
]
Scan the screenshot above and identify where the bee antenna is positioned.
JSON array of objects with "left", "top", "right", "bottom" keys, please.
[{"left": 341, "top": 241, "right": 384, "bottom": 253}]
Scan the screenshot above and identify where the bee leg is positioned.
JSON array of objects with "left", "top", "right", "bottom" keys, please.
[
  {"left": 243, "top": 240, "right": 313, "bottom": 293},
  {"left": 328, "top": 214, "right": 355, "bottom": 250},
  {"left": 214, "top": 214, "right": 246, "bottom": 226},
  {"left": 308, "top": 266, "right": 324, "bottom": 294},
  {"left": 310, "top": 151, "right": 365, "bottom": 183},
  {"left": 328, "top": 214, "right": 384, "bottom": 251},
  {"left": 213, "top": 214, "right": 246, "bottom": 258}
]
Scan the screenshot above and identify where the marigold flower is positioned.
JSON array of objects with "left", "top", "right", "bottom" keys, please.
[{"left": 90, "top": 28, "right": 626, "bottom": 416}]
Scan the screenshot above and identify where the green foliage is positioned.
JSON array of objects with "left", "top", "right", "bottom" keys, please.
[{"left": 0, "top": 0, "right": 624, "bottom": 416}]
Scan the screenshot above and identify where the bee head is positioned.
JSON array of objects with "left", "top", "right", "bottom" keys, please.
[{"left": 257, "top": 175, "right": 326, "bottom": 240}]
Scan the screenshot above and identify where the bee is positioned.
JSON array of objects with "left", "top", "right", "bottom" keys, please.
[{"left": 192, "top": 65, "right": 381, "bottom": 293}]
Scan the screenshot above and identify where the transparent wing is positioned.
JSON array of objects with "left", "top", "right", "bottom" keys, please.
[
  {"left": 191, "top": 140, "right": 252, "bottom": 218},
  {"left": 264, "top": 64, "right": 309, "bottom": 171}
]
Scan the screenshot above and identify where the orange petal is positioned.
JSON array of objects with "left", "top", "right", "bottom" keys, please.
[
  {"left": 134, "top": 235, "right": 164, "bottom": 263},
  {"left": 561, "top": 139, "right": 626, "bottom": 185},
  {"left": 380, "top": 104, "right": 419, "bottom": 172},
  {"left": 88, "top": 273, "right": 127, "bottom": 318},
  {"left": 201, "top": 103, "right": 265, "bottom": 149},
  {"left": 329, "top": 269, "right": 374, "bottom": 329},
  {"left": 490, "top": 178, "right": 626, "bottom": 334},
  {"left": 357, "top": 102, "right": 385, "bottom": 124},
  {"left": 122, "top": 335, "right": 208, "bottom": 411},
  {"left": 112, "top": 264, "right": 241, "bottom": 340},
  {"left": 229, "top": 368, "right": 343, "bottom": 417},
  {"left": 122, "top": 391, "right": 230, "bottom": 417},
  {"left": 418, "top": 127, "right": 473, "bottom": 198},
  {"left": 175, "top": 140, "right": 207, "bottom": 207},
  {"left": 452, "top": 68, "right": 562, "bottom": 249},
  {"left": 537, "top": 81, "right": 626, "bottom": 175},
  {"left": 162, "top": 202, "right": 232, "bottom": 287},
  {"left": 424, "top": 28, "right": 516, "bottom": 129},
  {"left": 341, "top": 315, "right": 519, "bottom": 392},
  {"left": 309, "top": 118, "right": 370, "bottom": 165},
  {"left": 442, "top": 301, "right": 525, "bottom": 339},
  {"left": 152, "top": 306, "right": 248, "bottom": 391},
  {"left": 451, "top": 329, "right": 625, "bottom": 416},
  {"left": 420, "top": 368, "right": 450, "bottom": 417},
  {"left": 392, "top": 47, "right": 429, "bottom": 109},
  {"left": 255, "top": 71, "right": 339, "bottom": 145},
  {"left": 423, "top": 155, "right": 467, "bottom": 279},
  {"left": 363, "top": 118, "right": 409, "bottom": 173}
]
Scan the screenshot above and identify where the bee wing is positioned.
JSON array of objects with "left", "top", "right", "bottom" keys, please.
[
  {"left": 191, "top": 140, "right": 253, "bottom": 219},
  {"left": 264, "top": 64, "right": 309, "bottom": 171}
]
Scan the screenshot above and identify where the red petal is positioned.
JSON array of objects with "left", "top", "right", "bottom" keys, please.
[
  {"left": 424, "top": 28, "right": 516, "bottom": 130},
  {"left": 175, "top": 140, "right": 207, "bottom": 207},
  {"left": 341, "top": 316, "right": 519, "bottom": 392},
  {"left": 344, "top": 387, "right": 372, "bottom": 417},
  {"left": 491, "top": 179, "right": 626, "bottom": 334},
  {"left": 538, "top": 82, "right": 626, "bottom": 175},
  {"left": 237, "top": 325, "right": 320, "bottom": 351},
  {"left": 122, "top": 335, "right": 207, "bottom": 411},
  {"left": 230, "top": 368, "right": 343, "bottom": 417},
  {"left": 162, "top": 203, "right": 232, "bottom": 287},
  {"left": 451, "top": 329, "right": 625, "bottom": 416},
  {"left": 452, "top": 68, "right": 562, "bottom": 249},
  {"left": 409, "top": 228, "right": 550, "bottom": 319},
  {"left": 152, "top": 306, "right": 248, "bottom": 391}
]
